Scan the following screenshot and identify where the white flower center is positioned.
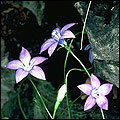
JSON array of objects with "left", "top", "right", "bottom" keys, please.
[
  {"left": 91, "top": 89, "right": 101, "bottom": 98},
  {"left": 23, "top": 64, "right": 32, "bottom": 72},
  {"left": 52, "top": 29, "right": 61, "bottom": 40}
]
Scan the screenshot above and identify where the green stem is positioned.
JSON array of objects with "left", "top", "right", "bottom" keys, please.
[
  {"left": 100, "top": 108, "right": 105, "bottom": 119},
  {"left": 17, "top": 81, "right": 27, "bottom": 119},
  {"left": 64, "top": 32, "right": 82, "bottom": 80},
  {"left": 59, "top": 95, "right": 82, "bottom": 118},
  {"left": 64, "top": 67, "right": 92, "bottom": 118},
  {"left": 64, "top": 40, "right": 74, "bottom": 119},
  {"left": 64, "top": 45, "right": 91, "bottom": 78},
  {"left": 63, "top": 47, "right": 91, "bottom": 118},
  {"left": 70, "top": 95, "right": 82, "bottom": 108},
  {"left": 28, "top": 75, "right": 53, "bottom": 119},
  {"left": 53, "top": 101, "right": 60, "bottom": 119},
  {"left": 65, "top": 84, "right": 71, "bottom": 119},
  {"left": 52, "top": 107, "right": 57, "bottom": 119},
  {"left": 65, "top": 67, "right": 92, "bottom": 104},
  {"left": 63, "top": 32, "right": 87, "bottom": 119},
  {"left": 33, "top": 97, "right": 48, "bottom": 119}
]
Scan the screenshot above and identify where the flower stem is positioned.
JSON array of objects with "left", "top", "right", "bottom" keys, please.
[
  {"left": 63, "top": 32, "right": 86, "bottom": 119},
  {"left": 65, "top": 67, "right": 92, "bottom": 112},
  {"left": 17, "top": 81, "right": 27, "bottom": 119},
  {"left": 65, "top": 81, "right": 72, "bottom": 119},
  {"left": 64, "top": 45, "right": 91, "bottom": 118},
  {"left": 64, "top": 40, "right": 75, "bottom": 119},
  {"left": 52, "top": 107, "right": 57, "bottom": 119},
  {"left": 59, "top": 95, "right": 82, "bottom": 118},
  {"left": 28, "top": 75, "right": 53, "bottom": 119},
  {"left": 64, "top": 69, "right": 82, "bottom": 118},
  {"left": 33, "top": 97, "right": 48, "bottom": 119},
  {"left": 100, "top": 108, "right": 105, "bottom": 119},
  {"left": 64, "top": 45, "right": 91, "bottom": 78}
]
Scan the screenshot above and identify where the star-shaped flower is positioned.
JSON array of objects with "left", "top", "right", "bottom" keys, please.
[
  {"left": 77, "top": 74, "right": 113, "bottom": 111},
  {"left": 40, "top": 23, "right": 77, "bottom": 56},
  {"left": 5, "top": 47, "right": 47, "bottom": 83}
]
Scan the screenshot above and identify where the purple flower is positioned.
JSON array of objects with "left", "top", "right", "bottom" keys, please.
[
  {"left": 40, "top": 23, "right": 77, "bottom": 56},
  {"left": 5, "top": 47, "right": 47, "bottom": 83},
  {"left": 84, "top": 44, "right": 93, "bottom": 64},
  {"left": 77, "top": 74, "right": 113, "bottom": 111}
]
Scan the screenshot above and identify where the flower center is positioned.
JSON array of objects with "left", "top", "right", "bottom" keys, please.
[
  {"left": 52, "top": 29, "right": 61, "bottom": 40},
  {"left": 91, "top": 89, "right": 101, "bottom": 98},
  {"left": 23, "top": 64, "right": 32, "bottom": 72}
]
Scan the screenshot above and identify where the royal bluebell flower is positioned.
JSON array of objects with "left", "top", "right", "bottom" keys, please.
[
  {"left": 5, "top": 47, "right": 47, "bottom": 83},
  {"left": 77, "top": 74, "right": 113, "bottom": 111},
  {"left": 84, "top": 44, "right": 93, "bottom": 64},
  {"left": 40, "top": 23, "right": 77, "bottom": 56}
]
